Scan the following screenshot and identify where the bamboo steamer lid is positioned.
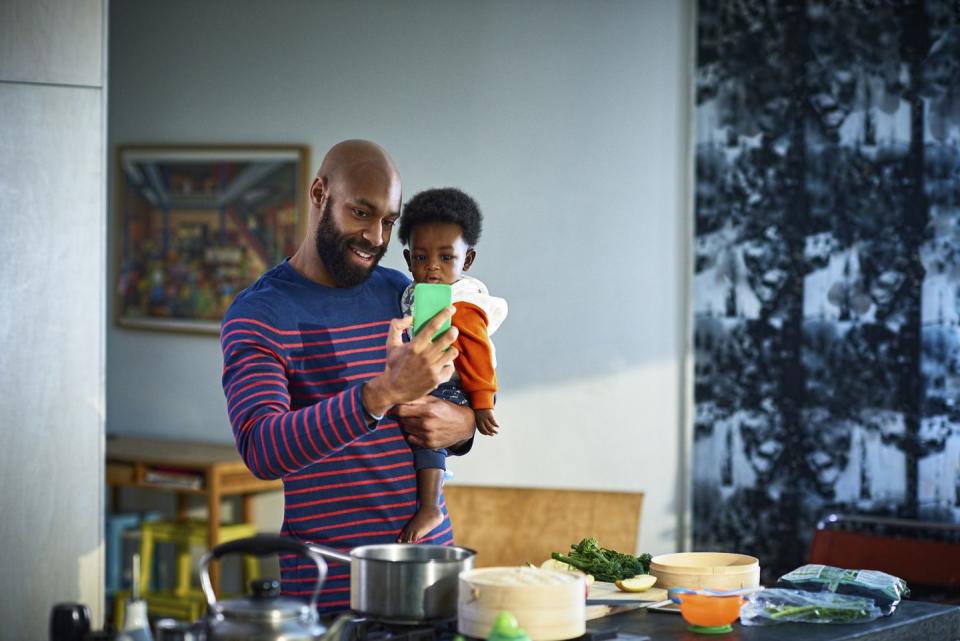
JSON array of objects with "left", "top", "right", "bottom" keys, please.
[
  {"left": 458, "top": 567, "right": 585, "bottom": 641},
  {"left": 650, "top": 552, "right": 760, "bottom": 591}
]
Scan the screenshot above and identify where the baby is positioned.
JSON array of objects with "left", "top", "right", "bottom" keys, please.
[{"left": 396, "top": 187, "right": 508, "bottom": 542}]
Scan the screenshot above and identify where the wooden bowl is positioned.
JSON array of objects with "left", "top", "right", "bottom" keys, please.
[
  {"left": 650, "top": 552, "right": 760, "bottom": 591},
  {"left": 458, "top": 567, "right": 585, "bottom": 641}
]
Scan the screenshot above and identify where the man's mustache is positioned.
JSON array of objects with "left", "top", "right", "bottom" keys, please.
[{"left": 347, "top": 238, "right": 386, "bottom": 257}]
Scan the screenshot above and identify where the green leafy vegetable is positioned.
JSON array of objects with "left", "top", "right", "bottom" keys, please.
[
  {"left": 777, "top": 564, "right": 909, "bottom": 615},
  {"left": 765, "top": 603, "right": 875, "bottom": 622},
  {"left": 551, "top": 538, "right": 652, "bottom": 583},
  {"left": 740, "top": 588, "right": 883, "bottom": 625}
]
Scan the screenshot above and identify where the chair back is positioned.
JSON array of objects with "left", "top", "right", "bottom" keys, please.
[{"left": 443, "top": 485, "right": 644, "bottom": 567}]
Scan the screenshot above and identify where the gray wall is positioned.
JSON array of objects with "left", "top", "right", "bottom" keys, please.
[
  {"left": 108, "top": 0, "right": 693, "bottom": 555},
  {"left": 0, "top": 0, "right": 107, "bottom": 637}
]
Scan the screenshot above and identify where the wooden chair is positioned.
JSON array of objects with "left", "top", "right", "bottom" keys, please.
[{"left": 443, "top": 484, "right": 644, "bottom": 567}]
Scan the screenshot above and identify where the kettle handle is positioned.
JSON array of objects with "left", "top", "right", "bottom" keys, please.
[{"left": 199, "top": 534, "right": 328, "bottom": 612}]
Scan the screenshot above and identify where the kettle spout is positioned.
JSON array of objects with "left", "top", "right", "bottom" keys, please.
[{"left": 319, "top": 613, "right": 355, "bottom": 641}]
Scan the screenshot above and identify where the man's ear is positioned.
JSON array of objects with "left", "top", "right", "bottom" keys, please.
[
  {"left": 403, "top": 248, "right": 412, "bottom": 270},
  {"left": 310, "top": 176, "right": 326, "bottom": 207},
  {"left": 463, "top": 248, "right": 477, "bottom": 271}
]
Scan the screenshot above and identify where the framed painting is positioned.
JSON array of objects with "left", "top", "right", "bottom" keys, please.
[{"left": 114, "top": 145, "right": 310, "bottom": 333}]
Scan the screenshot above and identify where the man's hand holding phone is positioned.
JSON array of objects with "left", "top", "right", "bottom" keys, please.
[{"left": 362, "top": 305, "right": 459, "bottom": 418}]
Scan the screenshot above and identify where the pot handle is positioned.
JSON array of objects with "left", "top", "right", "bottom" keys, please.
[
  {"left": 199, "top": 534, "right": 328, "bottom": 613},
  {"left": 308, "top": 543, "right": 353, "bottom": 564}
]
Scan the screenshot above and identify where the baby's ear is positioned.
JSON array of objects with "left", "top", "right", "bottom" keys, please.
[
  {"left": 463, "top": 248, "right": 477, "bottom": 271},
  {"left": 403, "top": 248, "right": 412, "bottom": 269}
]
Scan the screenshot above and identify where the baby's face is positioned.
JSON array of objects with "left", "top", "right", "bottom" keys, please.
[{"left": 404, "top": 222, "right": 475, "bottom": 284}]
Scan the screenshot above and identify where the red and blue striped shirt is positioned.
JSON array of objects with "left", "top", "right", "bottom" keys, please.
[{"left": 220, "top": 260, "right": 455, "bottom": 611}]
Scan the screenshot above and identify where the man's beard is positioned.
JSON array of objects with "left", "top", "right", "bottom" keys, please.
[{"left": 314, "top": 199, "right": 387, "bottom": 287}]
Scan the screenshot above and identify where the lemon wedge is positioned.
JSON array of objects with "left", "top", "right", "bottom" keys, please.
[{"left": 614, "top": 575, "right": 657, "bottom": 592}]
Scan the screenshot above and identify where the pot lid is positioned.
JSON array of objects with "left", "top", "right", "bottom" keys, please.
[{"left": 216, "top": 580, "right": 311, "bottom": 622}]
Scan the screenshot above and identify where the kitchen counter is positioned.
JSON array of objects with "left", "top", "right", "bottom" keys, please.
[{"left": 595, "top": 600, "right": 959, "bottom": 641}]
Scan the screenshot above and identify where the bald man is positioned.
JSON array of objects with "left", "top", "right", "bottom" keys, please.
[{"left": 220, "top": 140, "right": 476, "bottom": 611}]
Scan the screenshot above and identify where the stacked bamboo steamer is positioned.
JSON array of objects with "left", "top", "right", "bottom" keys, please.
[
  {"left": 649, "top": 552, "right": 760, "bottom": 590},
  {"left": 458, "top": 567, "right": 586, "bottom": 641}
]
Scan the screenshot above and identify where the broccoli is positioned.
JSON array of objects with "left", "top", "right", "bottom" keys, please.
[{"left": 551, "top": 538, "right": 653, "bottom": 583}]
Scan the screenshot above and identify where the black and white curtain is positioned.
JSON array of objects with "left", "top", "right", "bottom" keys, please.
[{"left": 693, "top": 0, "right": 960, "bottom": 579}]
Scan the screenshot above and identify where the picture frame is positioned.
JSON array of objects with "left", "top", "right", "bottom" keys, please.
[{"left": 114, "top": 144, "right": 310, "bottom": 334}]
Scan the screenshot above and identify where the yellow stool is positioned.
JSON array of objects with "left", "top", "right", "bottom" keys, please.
[
  {"left": 114, "top": 520, "right": 258, "bottom": 628},
  {"left": 139, "top": 520, "right": 259, "bottom": 596}
]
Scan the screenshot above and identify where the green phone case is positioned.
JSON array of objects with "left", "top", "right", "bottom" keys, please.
[{"left": 412, "top": 283, "right": 452, "bottom": 341}]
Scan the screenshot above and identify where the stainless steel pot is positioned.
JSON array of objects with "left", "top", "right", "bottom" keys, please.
[{"left": 311, "top": 543, "right": 476, "bottom": 623}]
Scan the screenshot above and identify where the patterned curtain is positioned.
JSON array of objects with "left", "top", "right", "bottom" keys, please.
[{"left": 693, "top": 0, "right": 960, "bottom": 580}]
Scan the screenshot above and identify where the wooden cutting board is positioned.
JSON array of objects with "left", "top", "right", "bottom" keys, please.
[
  {"left": 585, "top": 581, "right": 669, "bottom": 605},
  {"left": 584, "top": 604, "right": 640, "bottom": 621}
]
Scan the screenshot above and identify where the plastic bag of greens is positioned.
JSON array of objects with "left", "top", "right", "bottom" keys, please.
[
  {"left": 777, "top": 564, "right": 909, "bottom": 615},
  {"left": 740, "top": 588, "right": 883, "bottom": 625}
]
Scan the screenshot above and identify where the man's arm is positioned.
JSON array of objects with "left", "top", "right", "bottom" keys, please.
[
  {"left": 222, "top": 308, "right": 461, "bottom": 479},
  {"left": 393, "top": 396, "right": 477, "bottom": 453},
  {"left": 221, "top": 317, "right": 380, "bottom": 479}
]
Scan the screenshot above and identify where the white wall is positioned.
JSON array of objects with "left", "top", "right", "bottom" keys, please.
[
  {"left": 108, "top": 0, "right": 693, "bottom": 556},
  {"left": 0, "top": 0, "right": 107, "bottom": 637}
]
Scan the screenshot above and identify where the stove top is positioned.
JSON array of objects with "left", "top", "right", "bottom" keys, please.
[{"left": 332, "top": 615, "right": 652, "bottom": 641}]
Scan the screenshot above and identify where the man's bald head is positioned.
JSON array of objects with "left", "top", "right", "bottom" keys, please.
[{"left": 316, "top": 139, "right": 400, "bottom": 195}]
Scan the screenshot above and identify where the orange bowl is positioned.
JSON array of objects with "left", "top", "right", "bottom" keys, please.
[{"left": 675, "top": 593, "right": 744, "bottom": 628}]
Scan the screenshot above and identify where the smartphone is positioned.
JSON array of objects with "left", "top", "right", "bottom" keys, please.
[{"left": 412, "top": 283, "right": 452, "bottom": 341}]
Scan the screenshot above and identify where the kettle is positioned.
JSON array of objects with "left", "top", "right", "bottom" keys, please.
[{"left": 195, "top": 534, "right": 349, "bottom": 641}]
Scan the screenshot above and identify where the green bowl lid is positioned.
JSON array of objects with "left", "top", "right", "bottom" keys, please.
[{"left": 687, "top": 623, "right": 733, "bottom": 635}]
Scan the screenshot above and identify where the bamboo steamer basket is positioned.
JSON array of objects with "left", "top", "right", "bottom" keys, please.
[
  {"left": 458, "top": 567, "right": 585, "bottom": 641},
  {"left": 650, "top": 552, "right": 760, "bottom": 591}
]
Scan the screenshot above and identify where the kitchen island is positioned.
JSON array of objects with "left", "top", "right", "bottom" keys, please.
[{"left": 597, "top": 599, "right": 959, "bottom": 641}]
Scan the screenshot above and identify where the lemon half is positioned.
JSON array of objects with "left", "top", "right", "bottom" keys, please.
[{"left": 614, "top": 575, "right": 657, "bottom": 592}]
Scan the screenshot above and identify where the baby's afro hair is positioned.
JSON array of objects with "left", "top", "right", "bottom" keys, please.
[{"left": 398, "top": 187, "right": 483, "bottom": 247}]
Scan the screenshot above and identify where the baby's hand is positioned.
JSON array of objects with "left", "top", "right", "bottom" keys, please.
[{"left": 476, "top": 409, "right": 499, "bottom": 436}]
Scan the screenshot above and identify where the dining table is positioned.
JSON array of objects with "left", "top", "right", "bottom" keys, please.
[{"left": 593, "top": 599, "right": 959, "bottom": 641}]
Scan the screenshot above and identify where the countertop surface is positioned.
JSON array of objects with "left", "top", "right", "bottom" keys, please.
[{"left": 592, "top": 599, "right": 960, "bottom": 641}]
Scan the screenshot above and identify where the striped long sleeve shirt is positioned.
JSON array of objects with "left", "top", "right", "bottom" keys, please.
[{"left": 220, "top": 260, "right": 456, "bottom": 612}]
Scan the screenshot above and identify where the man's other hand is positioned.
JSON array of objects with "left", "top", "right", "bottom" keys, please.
[{"left": 394, "top": 396, "right": 476, "bottom": 449}]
